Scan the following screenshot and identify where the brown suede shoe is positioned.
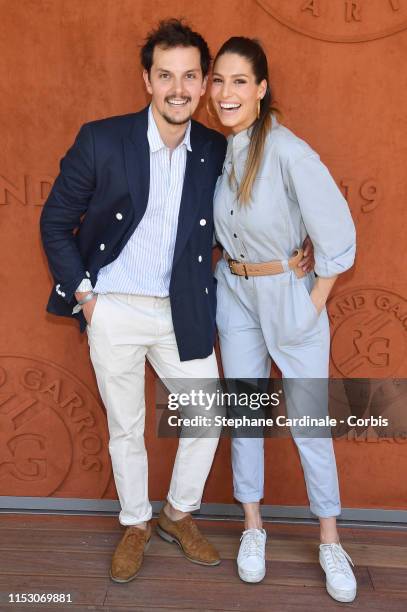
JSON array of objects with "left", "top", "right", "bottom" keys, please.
[
  {"left": 110, "top": 523, "right": 151, "bottom": 583},
  {"left": 156, "top": 508, "right": 220, "bottom": 566}
]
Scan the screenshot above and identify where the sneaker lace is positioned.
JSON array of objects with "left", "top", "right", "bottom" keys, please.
[
  {"left": 240, "top": 529, "right": 264, "bottom": 558},
  {"left": 322, "top": 543, "right": 354, "bottom": 576}
]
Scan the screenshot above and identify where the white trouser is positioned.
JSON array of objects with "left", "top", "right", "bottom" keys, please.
[{"left": 86, "top": 292, "right": 220, "bottom": 525}]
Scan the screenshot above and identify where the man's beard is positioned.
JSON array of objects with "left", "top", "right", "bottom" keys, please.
[
  {"left": 162, "top": 97, "right": 192, "bottom": 125},
  {"left": 162, "top": 112, "right": 192, "bottom": 125}
]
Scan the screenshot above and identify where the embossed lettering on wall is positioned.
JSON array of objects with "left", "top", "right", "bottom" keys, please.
[
  {"left": 340, "top": 178, "right": 381, "bottom": 213},
  {"left": 344, "top": 0, "right": 362, "bottom": 23},
  {"left": 328, "top": 288, "right": 407, "bottom": 377},
  {"left": 0, "top": 172, "right": 382, "bottom": 214},
  {"left": 0, "top": 175, "right": 54, "bottom": 206},
  {"left": 256, "top": 0, "right": 407, "bottom": 42},
  {"left": 328, "top": 376, "right": 407, "bottom": 442},
  {"left": 0, "top": 355, "right": 111, "bottom": 497}
]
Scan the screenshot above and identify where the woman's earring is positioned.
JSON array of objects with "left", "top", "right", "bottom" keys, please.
[{"left": 257, "top": 99, "right": 261, "bottom": 119}]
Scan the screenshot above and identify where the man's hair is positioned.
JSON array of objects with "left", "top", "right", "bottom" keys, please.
[{"left": 141, "top": 18, "right": 211, "bottom": 77}]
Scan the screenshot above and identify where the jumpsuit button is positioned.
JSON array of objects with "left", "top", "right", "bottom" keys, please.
[
  {"left": 205, "top": 287, "right": 208, "bottom": 294},
  {"left": 200, "top": 219, "right": 207, "bottom": 226},
  {"left": 115, "top": 212, "right": 123, "bottom": 220},
  {"left": 233, "top": 233, "right": 237, "bottom": 238},
  {"left": 230, "top": 210, "right": 233, "bottom": 215},
  {"left": 99, "top": 243, "right": 105, "bottom": 251},
  {"left": 85, "top": 271, "right": 90, "bottom": 278},
  {"left": 198, "top": 255, "right": 202, "bottom": 262}
]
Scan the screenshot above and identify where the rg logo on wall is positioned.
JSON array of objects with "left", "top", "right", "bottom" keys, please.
[
  {"left": 328, "top": 288, "right": 407, "bottom": 377},
  {"left": 256, "top": 0, "right": 407, "bottom": 42},
  {"left": 0, "top": 355, "right": 111, "bottom": 498}
]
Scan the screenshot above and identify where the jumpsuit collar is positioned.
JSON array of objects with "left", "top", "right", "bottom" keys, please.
[{"left": 225, "top": 114, "right": 279, "bottom": 162}]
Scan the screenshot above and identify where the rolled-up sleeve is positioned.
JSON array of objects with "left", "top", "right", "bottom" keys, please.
[{"left": 287, "top": 153, "right": 356, "bottom": 277}]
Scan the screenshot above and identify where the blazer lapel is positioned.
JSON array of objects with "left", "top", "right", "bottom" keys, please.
[
  {"left": 172, "top": 125, "right": 211, "bottom": 267},
  {"left": 123, "top": 107, "right": 150, "bottom": 224}
]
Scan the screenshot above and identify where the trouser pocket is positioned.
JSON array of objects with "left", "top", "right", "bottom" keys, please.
[
  {"left": 277, "top": 274, "right": 321, "bottom": 346},
  {"left": 87, "top": 293, "right": 104, "bottom": 331}
]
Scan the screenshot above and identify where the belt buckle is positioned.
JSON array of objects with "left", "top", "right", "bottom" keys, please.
[
  {"left": 227, "top": 257, "right": 238, "bottom": 275},
  {"left": 228, "top": 258, "right": 249, "bottom": 279}
]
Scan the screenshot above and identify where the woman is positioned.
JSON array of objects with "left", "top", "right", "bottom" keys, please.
[{"left": 210, "top": 37, "right": 357, "bottom": 603}]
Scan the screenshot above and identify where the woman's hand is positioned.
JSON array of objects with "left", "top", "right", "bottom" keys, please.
[
  {"left": 310, "top": 276, "right": 338, "bottom": 315},
  {"left": 298, "top": 236, "right": 315, "bottom": 273},
  {"left": 310, "top": 289, "right": 327, "bottom": 315}
]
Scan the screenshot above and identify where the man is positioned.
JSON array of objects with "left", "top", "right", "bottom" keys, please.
[{"left": 40, "top": 19, "right": 227, "bottom": 582}]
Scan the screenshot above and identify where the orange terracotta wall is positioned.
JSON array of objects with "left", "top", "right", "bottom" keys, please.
[{"left": 1, "top": 0, "right": 406, "bottom": 510}]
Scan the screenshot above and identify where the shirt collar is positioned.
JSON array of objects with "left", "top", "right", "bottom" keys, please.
[{"left": 147, "top": 104, "right": 192, "bottom": 153}]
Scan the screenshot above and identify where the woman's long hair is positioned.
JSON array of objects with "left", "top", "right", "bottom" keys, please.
[{"left": 213, "top": 37, "right": 279, "bottom": 204}]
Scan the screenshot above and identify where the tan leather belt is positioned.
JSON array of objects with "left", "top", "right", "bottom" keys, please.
[{"left": 224, "top": 248, "right": 306, "bottom": 279}]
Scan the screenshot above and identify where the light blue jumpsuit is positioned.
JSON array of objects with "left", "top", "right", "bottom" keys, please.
[{"left": 214, "top": 116, "right": 356, "bottom": 517}]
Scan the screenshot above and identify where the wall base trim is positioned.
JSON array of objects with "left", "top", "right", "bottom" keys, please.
[{"left": 1, "top": 497, "right": 406, "bottom": 528}]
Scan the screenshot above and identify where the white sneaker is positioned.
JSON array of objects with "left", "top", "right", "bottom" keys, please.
[
  {"left": 319, "top": 542, "right": 357, "bottom": 602},
  {"left": 237, "top": 528, "right": 267, "bottom": 583}
]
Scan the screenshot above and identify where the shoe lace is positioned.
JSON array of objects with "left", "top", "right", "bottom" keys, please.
[
  {"left": 240, "top": 529, "right": 265, "bottom": 558},
  {"left": 181, "top": 517, "right": 206, "bottom": 542},
  {"left": 125, "top": 527, "right": 148, "bottom": 545},
  {"left": 321, "top": 543, "right": 354, "bottom": 576}
]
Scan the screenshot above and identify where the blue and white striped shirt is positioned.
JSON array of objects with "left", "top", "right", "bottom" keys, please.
[{"left": 90, "top": 105, "right": 191, "bottom": 296}]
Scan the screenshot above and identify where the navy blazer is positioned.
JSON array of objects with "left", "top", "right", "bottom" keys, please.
[{"left": 40, "top": 106, "right": 227, "bottom": 361}]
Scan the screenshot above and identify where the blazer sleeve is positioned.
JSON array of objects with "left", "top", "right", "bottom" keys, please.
[
  {"left": 286, "top": 152, "right": 356, "bottom": 277},
  {"left": 40, "top": 123, "right": 96, "bottom": 303}
]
